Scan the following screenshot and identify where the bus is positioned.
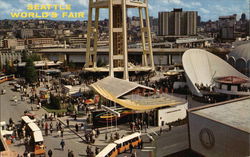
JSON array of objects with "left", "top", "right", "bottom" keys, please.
[
  {"left": 0, "top": 76, "right": 7, "bottom": 83},
  {"left": 6, "top": 74, "right": 15, "bottom": 81},
  {"left": 114, "top": 132, "right": 142, "bottom": 153},
  {"left": 0, "top": 74, "right": 15, "bottom": 84},
  {"left": 27, "top": 123, "right": 45, "bottom": 156},
  {"left": 96, "top": 143, "right": 118, "bottom": 157}
]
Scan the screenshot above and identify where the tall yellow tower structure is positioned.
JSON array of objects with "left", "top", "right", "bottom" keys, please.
[{"left": 85, "top": 0, "right": 154, "bottom": 80}]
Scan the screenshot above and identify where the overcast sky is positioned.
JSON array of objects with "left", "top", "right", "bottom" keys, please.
[{"left": 0, "top": 0, "right": 248, "bottom": 21}]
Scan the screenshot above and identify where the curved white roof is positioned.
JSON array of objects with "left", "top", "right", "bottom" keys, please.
[
  {"left": 182, "top": 49, "right": 248, "bottom": 96},
  {"left": 229, "top": 43, "right": 250, "bottom": 61}
]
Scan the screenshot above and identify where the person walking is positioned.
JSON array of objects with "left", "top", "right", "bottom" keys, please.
[
  {"left": 50, "top": 126, "right": 53, "bottom": 135},
  {"left": 95, "top": 147, "right": 100, "bottom": 155},
  {"left": 60, "top": 139, "right": 65, "bottom": 151},
  {"left": 66, "top": 119, "right": 69, "bottom": 127},
  {"left": 129, "top": 143, "right": 133, "bottom": 153},
  {"left": 140, "top": 139, "right": 143, "bottom": 149},
  {"left": 75, "top": 124, "right": 78, "bottom": 132},
  {"left": 61, "top": 127, "right": 64, "bottom": 137},
  {"left": 48, "top": 149, "right": 53, "bottom": 157}
]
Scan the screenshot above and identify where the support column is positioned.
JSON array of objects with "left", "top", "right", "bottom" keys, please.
[
  {"left": 109, "top": 0, "right": 114, "bottom": 77},
  {"left": 166, "top": 55, "right": 169, "bottom": 65},
  {"left": 145, "top": 6, "right": 154, "bottom": 70},
  {"left": 93, "top": 8, "right": 99, "bottom": 68},
  {"left": 122, "top": 0, "right": 129, "bottom": 80},
  {"left": 85, "top": 0, "right": 93, "bottom": 68},
  {"left": 168, "top": 54, "right": 172, "bottom": 65},
  {"left": 139, "top": 8, "right": 148, "bottom": 66}
]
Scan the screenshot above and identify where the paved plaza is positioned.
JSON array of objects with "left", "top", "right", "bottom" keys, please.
[{"left": 0, "top": 80, "right": 191, "bottom": 157}]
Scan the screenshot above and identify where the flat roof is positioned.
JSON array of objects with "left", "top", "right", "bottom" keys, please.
[
  {"left": 123, "top": 94, "right": 186, "bottom": 106},
  {"left": 33, "top": 131, "right": 43, "bottom": 142},
  {"left": 114, "top": 132, "right": 141, "bottom": 144},
  {"left": 21, "top": 116, "right": 35, "bottom": 124},
  {"left": 190, "top": 97, "right": 250, "bottom": 133},
  {"left": 28, "top": 123, "right": 40, "bottom": 132},
  {"left": 96, "top": 143, "right": 117, "bottom": 157}
]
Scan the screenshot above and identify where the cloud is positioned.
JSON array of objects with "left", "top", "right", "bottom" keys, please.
[
  {"left": 76, "top": 0, "right": 89, "bottom": 8},
  {"left": 37, "top": 0, "right": 66, "bottom": 5},
  {"left": 148, "top": 4, "right": 153, "bottom": 10},
  {"left": 200, "top": 8, "right": 210, "bottom": 14},
  {"left": 190, "top": 2, "right": 201, "bottom": 7},
  {"left": 0, "top": 0, "right": 12, "bottom": 10},
  {"left": 168, "top": 0, "right": 182, "bottom": 5}
]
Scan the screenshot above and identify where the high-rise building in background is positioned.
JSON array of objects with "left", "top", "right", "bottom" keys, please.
[
  {"left": 218, "top": 14, "right": 236, "bottom": 40},
  {"left": 241, "top": 13, "right": 246, "bottom": 21},
  {"left": 158, "top": 8, "right": 197, "bottom": 36}
]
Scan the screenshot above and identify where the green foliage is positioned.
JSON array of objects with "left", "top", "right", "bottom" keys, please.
[
  {"left": 22, "top": 50, "right": 41, "bottom": 62},
  {"left": 68, "top": 61, "right": 76, "bottom": 69},
  {"left": 5, "top": 61, "right": 16, "bottom": 75},
  {"left": 24, "top": 58, "right": 37, "bottom": 84},
  {"left": 49, "top": 94, "right": 61, "bottom": 110},
  {"left": 22, "top": 50, "right": 28, "bottom": 62},
  {"left": 29, "top": 54, "right": 41, "bottom": 61}
]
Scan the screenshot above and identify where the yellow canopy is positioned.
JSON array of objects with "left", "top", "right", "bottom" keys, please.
[{"left": 92, "top": 84, "right": 183, "bottom": 111}]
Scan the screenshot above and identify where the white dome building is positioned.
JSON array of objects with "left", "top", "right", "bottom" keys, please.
[
  {"left": 183, "top": 49, "right": 248, "bottom": 97},
  {"left": 227, "top": 43, "right": 250, "bottom": 76}
]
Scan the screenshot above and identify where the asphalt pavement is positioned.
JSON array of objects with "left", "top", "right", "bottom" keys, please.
[{"left": 0, "top": 80, "right": 192, "bottom": 157}]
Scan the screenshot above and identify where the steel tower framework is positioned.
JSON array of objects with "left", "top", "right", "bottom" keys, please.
[{"left": 85, "top": 0, "right": 155, "bottom": 80}]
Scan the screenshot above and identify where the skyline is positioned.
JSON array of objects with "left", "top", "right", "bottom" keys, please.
[{"left": 0, "top": 0, "right": 248, "bottom": 21}]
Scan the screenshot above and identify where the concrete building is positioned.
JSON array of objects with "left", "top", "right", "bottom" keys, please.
[
  {"left": 218, "top": 14, "right": 236, "bottom": 40},
  {"left": 20, "top": 29, "right": 34, "bottom": 39},
  {"left": 36, "top": 47, "right": 187, "bottom": 66},
  {"left": 213, "top": 76, "right": 250, "bottom": 95},
  {"left": 158, "top": 8, "right": 197, "bottom": 36},
  {"left": 25, "top": 38, "right": 55, "bottom": 46},
  {"left": 188, "top": 97, "right": 250, "bottom": 157},
  {"left": 66, "top": 36, "right": 87, "bottom": 48},
  {"left": 2, "top": 39, "right": 18, "bottom": 49},
  {"left": 0, "top": 51, "right": 22, "bottom": 67},
  {"left": 227, "top": 42, "right": 250, "bottom": 76}
]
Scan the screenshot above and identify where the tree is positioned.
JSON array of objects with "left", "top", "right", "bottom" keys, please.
[
  {"left": 22, "top": 50, "right": 41, "bottom": 62},
  {"left": 5, "top": 60, "right": 16, "bottom": 75},
  {"left": 30, "top": 54, "right": 41, "bottom": 61},
  {"left": 24, "top": 58, "right": 37, "bottom": 84},
  {"left": 22, "top": 50, "right": 29, "bottom": 62},
  {"left": 49, "top": 94, "right": 61, "bottom": 110}
]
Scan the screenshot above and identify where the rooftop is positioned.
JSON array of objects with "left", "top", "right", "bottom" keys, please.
[
  {"left": 214, "top": 76, "right": 249, "bottom": 84},
  {"left": 91, "top": 76, "right": 153, "bottom": 98},
  {"left": 190, "top": 97, "right": 250, "bottom": 133},
  {"left": 91, "top": 76, "right": 187, "bottom": 110}
]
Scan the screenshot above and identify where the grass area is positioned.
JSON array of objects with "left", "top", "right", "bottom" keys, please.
[{"left": 42, "top": 106, "right": 67, "bottom": 114}]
